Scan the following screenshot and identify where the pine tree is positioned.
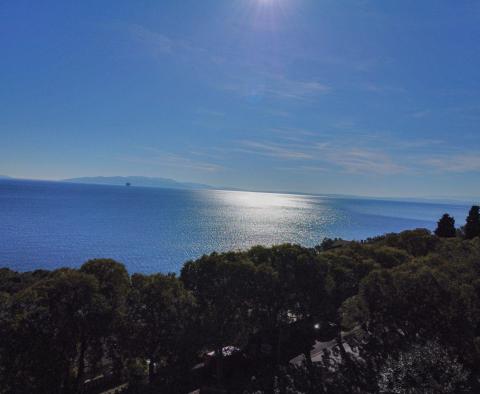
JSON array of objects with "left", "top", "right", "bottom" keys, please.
[
  {"left": 434, "top": 214, "right": 456, "bottom": 238},
  {"left": 464, "top": 205, "right": 480, "bottom": 240}
]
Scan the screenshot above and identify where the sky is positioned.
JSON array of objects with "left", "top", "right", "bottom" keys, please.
[{"left": 1, "top": 0, "right": 480, "bottom": 198}]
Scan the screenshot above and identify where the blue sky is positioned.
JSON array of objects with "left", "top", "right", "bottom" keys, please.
[{"left": 1, "top": 0, "right": 479, "bottom": 198}]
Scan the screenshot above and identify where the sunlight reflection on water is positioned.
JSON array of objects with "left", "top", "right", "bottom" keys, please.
[{"left": 0, "top": 180, "right": 472, "bottom": 273}]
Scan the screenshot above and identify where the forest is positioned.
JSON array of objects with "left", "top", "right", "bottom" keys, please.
[{"left": 1, "top": 206, "right": 480, "bottom": 394}]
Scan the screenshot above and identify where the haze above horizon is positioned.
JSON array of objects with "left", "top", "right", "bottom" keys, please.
[{"left": 1, "top": 0, "right": 479, "bottom": 198}]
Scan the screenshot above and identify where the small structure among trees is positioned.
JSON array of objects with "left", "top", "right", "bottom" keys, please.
[{"left": 434, "top": 213, "right": 456, "bottom": 238}]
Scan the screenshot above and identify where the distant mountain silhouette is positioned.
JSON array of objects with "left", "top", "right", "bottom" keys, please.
[
  {"left": 0, "top": 175, "right": 12, "bottom": 179},
  {"left": 62, "top": 176, "right": 213, "bottom": 190}
]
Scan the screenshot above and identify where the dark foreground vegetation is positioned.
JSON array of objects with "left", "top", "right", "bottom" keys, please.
[{"left": 1, "top": 206, "right": 480, "bottom": 394}]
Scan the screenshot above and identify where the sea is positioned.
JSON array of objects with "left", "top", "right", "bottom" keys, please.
[{"left": 0, "top": 179, "right": 474, "bottom": 273}]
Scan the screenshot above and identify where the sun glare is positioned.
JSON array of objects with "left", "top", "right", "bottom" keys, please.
[
  {"left": 253, "top": 0, "right": 288, "bottom": 9},
  {"left": 243, "top": 0, "right": 294, "bottom": 30}
]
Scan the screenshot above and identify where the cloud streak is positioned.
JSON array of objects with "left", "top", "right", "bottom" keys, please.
[
  {"left": 319, "top": 146, "right": 407, "bottom": 175},
  {"left": 120, "top": 147, "right": 224, "bottom": 173},
  {"left": 222, "top": 73, "right": 330, "bottom": 101},
  {"left": 237, "top": 138, "right": 408, "bottom": 175},
  {"left": 423, "top": 153, "right": 480, "bottom": 173},
  {"left": 128, "top": 24, "right": 202, "bottom": 59},
  {"left": 129, "top": 24, "right": 175, "bottom": 54},
  {"left": 239, "top": 140, "right": 314, "bottom": 160}
]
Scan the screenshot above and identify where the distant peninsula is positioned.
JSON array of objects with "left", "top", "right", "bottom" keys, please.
[{"left": 62, "top": 176, "right": 213, "bottom": 190}]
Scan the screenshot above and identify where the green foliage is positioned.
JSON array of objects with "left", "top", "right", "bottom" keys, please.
[
  {"left": 80, "top": 259, "right": 131, "bottom": 379},
  {"left": 357, "top": 262, "right": 480, "bottom": 359},
  {"left": 0, "top": 269, "right": 108, "bottom": 394},
  {"left": 465, "top": 205, "right": 480, "bottom": 240},
  {"left": 125, "top": 358, "right": 148, "bottom": 389},
  {"left": 181, "top": 254, "right": 257, "bottom": 349},
  {"left": 382, "top": 229, "right": 439, "bottom": 256},
  {"left": 435, "top": 213, "right": 457, "bottom": 238},
  {"left": 80, "top": 259, "right": 130, "bottom": 310},
  {"left": 378, "top": 341, "right": 470, "bottom": 393},
  {"left": 0, "top": 268, "right": 49, "bottom": 295},
  {"left": 2, "top": 224, "right": 480, "bottom": 393},
  {"left": 127, "top": 273, "right": 195, "bottom": 384},
  {"left": 366, "top": 246, "right": 411, "bottom": 269}
]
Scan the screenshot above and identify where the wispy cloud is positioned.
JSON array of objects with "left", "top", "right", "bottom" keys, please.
[
  {"left": 278, "top": 165, "right": 328, "bottom": 173},
  {"left": 129, "top": 24, "right": 175, "bottom": 54},
  {"left": 267, "top": 75, "right": 330, "bottom": 99},
  {"left": 391, "top": 138, "right": 445, "bottom": 150},
  {"left": 266, "top": 127, "right": 319, "bottom": 142},
  {"left": 128, "top": 24, "right": 202, "bottom": 59},
  {"left": 223, "top": 73, "right": 330, "bottom": 101},
  {"left": 128, "top": 25, "right": 330, "bottom": 103},
  {"left": 237, "top": 138, "right": 407, "bottom": 175},
  {"left": 263, "top": 109, "right": 291, "bottom": 118},
  {"left": 410, "top": 110, "right": 432, "bottom": 119},
  {"left": 447, "top": 104, "right": 480, "bottom": 120},
  {"left": 196, "top": 108, "right": 225, "bottom": 118},
  {"left": 127, "top": 24, "right": 330, "bottom": 106},
  {"left": 423, "top": 153, "right": 480, "bottom": 173},
  {"left": 362, "top": 82, "right": 406, "bottom": 94},
  {"left": 318, "top": 146, "right": 407, "bottom": 175},
  {"left": 120, "top": 147, "right": 224, "bottom": 173},
  {"left": 239, "top": 140, "right": 313, "bottom": 160},
  {"left": 329, "top": 148, "right": 406, "bottom": 175},
  {"left": 333, "top": 120, "right": 356, "bottom": 130},
  {"left": 268, "top": 127, "right": 317, "bottom": 137}
]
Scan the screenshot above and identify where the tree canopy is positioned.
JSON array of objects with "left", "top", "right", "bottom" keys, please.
[
  {"left": 465, "top": 205, "right": 480, "bottom": 240},
  {"left": 1, "top": 208, "right": 480, "bottom": 393},
  {"left": 435, "top": 213, "right": 456, "bottom": 238}
]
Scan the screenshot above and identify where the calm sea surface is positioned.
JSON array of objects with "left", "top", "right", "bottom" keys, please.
[{"left": 0, "top": 180, "right": 473, "bottom": 273}]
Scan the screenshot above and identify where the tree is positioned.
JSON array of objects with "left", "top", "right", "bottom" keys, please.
[
  {"left": 378, "top": 341, "right": 469, "bottom": 393},
  {"left": 464, "top": 205, "right": 480, "bottom": 240},
  {"left": 0, "top": 269, "right": 108, "bottom": 394},
  {"left": 355, "top": 261, "right": 480, "bottom": 373},
  {"left": 80, "top": 259, "right": 131, "bottom": 380},
  {"left": 42, "top": 270, "right": 109, "bottom": 394},
  {"left": 290, "top": 253, "right": 329, "bottom": 368},
  {"left": 435, "top": 214, "right": 456, "bottom": 238},
  {"left": 247, "top": 244, "right": 318, "bottom": 365},
  {"left": 127, "top": 273, "right": 195, "bottom": 385},
  {"left": 384, "top": 229, "right": 439, "bottom": 257},
  {"left": 80, "top": 259, "right": 130, "bottom": 311},
  {"left": 180, "top": 254, "right": 256, "bottom": 387}
]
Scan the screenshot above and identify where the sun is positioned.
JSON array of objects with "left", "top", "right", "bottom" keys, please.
[
  {"left": 231, "top": 0, "right": 295, "bottom": 33},
  {"left": 250, "top": 0, "right": 289, "bottom": 8},
  {"left": 246, "top": 0, "right": 294, "bottom": 22},
  {"left": 255, "top": 0, "right": 283, "bottom": 7}
]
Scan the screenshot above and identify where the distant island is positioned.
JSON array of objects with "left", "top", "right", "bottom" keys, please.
[
  {"left": 1, "top": 175, "right": 478, "bottom": 203},
  {"left": 62, "top": 176, "right": 213, "bottom": 190}
]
